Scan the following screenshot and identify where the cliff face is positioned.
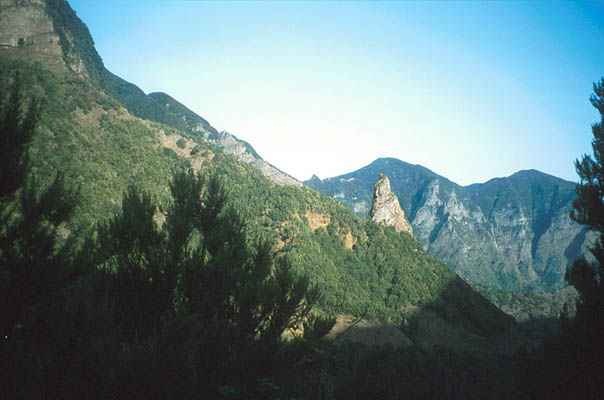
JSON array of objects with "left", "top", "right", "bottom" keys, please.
[
  {"left": 0, "top": 0, "right": 105, "bottom": 80},
  {"left": 306, "top": 158, "right": 594, "bottom": 290},
  {"left": 0, "top": 0, "right": 63, "bottom": 62},
  {"left": 0, "top": 0, "right": 54, "bottom": 47},
  {"left": 0, "top": 0, "right": 301, "bottom": 187},
  {"left": 370, "top": 174, "right": 413, "bottom": 235}
]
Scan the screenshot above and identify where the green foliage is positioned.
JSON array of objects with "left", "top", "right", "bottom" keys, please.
[
  {"left": 0, "top": 69, "right": 88, "bottom": 398},
  {"left": 0, "top": 53, "right": 521, "bottom": 347},
  {"left": 1, "top": 51, "right": 514, "bottom": 345},
  {"left": 176, "top": 137, "right": 186, "bottom": 149},
  {"left": 190, "top": 143, "right": 201, "bottom": 155},
  {"left": 204, "top": 152, "right": 465, "bottom": 322},
  {"left": 148, "top": 92, "right": 219, "bottom": 138},
  {"left": 44, "top": 0, "right": 215, "bottom": 141},
  {"left": 0, "top": 59, "right": 192, "bottom": 232},
  {"left": 0, "top": 71, "right": 80, "bottom": 329},
  {"left": 0, "top": 26, "right": 531, "bottom": 396},
  {"left": 330, "top": 342, "right": 519, "bottom": 400},
  {"left": 0, "top": 71, "right": 39, "bottom": 198},
  {"left": 520, "top": 79, "right": 604, "bottom": 399},
  {"left": 2, "top": 159, "right": 335, "bottom": 398},
  {"left": 307, "top": 157, "right": 581, "bottom": 291},
  {"left": 88, "top": 170, "right": 334, "bottom": 398},
  {"left": 568, "top": 78, "right": 604, "bottom": 333}
]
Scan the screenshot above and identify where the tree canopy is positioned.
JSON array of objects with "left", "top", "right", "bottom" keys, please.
[
  {"left": 0, "top": 72, "right": 334, "bottom": 399},
  {"left": 569, "top": 78, "right": 604, "bottom": 332},
  {"left": 523, "top": 79, "right": 604, "bottom": 400}
]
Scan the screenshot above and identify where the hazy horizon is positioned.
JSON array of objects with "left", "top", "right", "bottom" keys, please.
[{"left": 69, "top": 0, "right": 604, "bottom": 185}]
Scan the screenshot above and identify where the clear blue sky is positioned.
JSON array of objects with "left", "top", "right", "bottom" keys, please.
[{"left": 69, "top": 0, "right": 604, "bottom": 185}]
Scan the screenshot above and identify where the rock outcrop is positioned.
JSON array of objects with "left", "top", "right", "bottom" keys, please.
[
  {"left": 202, "top": 130, "right": 302, "bottom": 187},
  {"left": 369, "top": 174, "right": 414, "bottom": 235},
  {"left": 0, "top": 0, "right": 95, "bottom": 77},
  {"left": 0, "top": 0, "right": 63, "bottom": 57},
  {"left": 148, "top": 93, "right": 302, "bottom": 187},
  {"left": 0, "top": 0, "right": 301, "bottom": 188},
  {"left": 307, "top": 158, "right": 594, "bottom": 290}
]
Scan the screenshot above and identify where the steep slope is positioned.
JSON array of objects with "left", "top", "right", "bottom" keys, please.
[
  {"left": 0, "top": 0, "right": 526, "bottom": 355},
  {"left": 147, "top": 92, "right": 301, "bottom": 186},
  {"left": 465, "top": 170, "right": 588, "bottom": 288},
  {"left": 0, "top": 0, "right": 299, "bottom": 187},
  {"left": 369, "top": 174, "right": 414, "bottom": 235},
  {"left": 306, "top": 158, "right": 592, "bottom": 290}
]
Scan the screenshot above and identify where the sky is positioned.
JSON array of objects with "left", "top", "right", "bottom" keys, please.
[{"left": 69, "top": 0, "right": 604, "bottom": 186}]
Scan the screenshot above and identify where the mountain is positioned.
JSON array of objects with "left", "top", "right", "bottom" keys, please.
[
  {"left": 1, "top": 0, "right": 530, "bottom": 378},
  {"left": 147, "top": 91, "right": 301, "bottom": 186},
  {"left": 306, "top": 157, "right": 592, "bottom": 291},
  {"left": 1, "top": 0, "right": 299, "bottom": 188}
]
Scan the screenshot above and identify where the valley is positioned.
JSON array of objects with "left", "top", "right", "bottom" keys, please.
[{"left": 1, "top": 1, "right": 601, "bottom": 399}]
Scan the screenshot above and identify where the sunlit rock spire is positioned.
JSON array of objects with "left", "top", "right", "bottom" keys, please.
[{"left": 370, "top": 174, "right": 414, "bottom": 236}]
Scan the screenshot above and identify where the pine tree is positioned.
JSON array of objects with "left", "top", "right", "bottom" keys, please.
[
  {"left": 555, "top": 78, "right": 604, "bottom": 399},
  {"left": 0, "top": 71, "right": 38, "bottom": 199},
  {"left": 569, "top": 79, "right": 604, "bottom": 331},
  {"left": 94, "top": 170, "right": 334, "bottom": 398},
  {"left": 0, "top": 71, "right": 80, "bottom": 336},
  {"left": 0, "top": 70, "right": 84, "bottom": 397}
]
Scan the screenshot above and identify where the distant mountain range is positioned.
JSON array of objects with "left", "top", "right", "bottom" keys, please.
[{"left": 306, "top": 157, "right": 593, "bottom": 290}]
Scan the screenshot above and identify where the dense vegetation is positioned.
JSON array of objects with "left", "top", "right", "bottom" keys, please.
[
  {"left": 0, "top": 54, "right": 516, "bottom": 333},
  {"left": 0, "top": 71, "right": 522, "bottom": 398},
  {"left": 306, "top": 155, "right": 588, "bottom": 339},
  {"left": 0, "top": 46, "right": 525, "bottom": 400},
  {"left": 2, "top": 1, "right": 602, "bottom": 397},
  {"left": 474, "top": 284, "right": 577, "bottom": 344},
  {"left": 307, "top": 158, "right": 586, "bottom": 292},
  {"left": 517, "top": 79, "right": 604, "bottom": 399},
  {"left": 0, "top": 76, "right": 334, "bottom": 397},
  {"left": 0, "top": 57, "right": 194, "bottom": 232}
]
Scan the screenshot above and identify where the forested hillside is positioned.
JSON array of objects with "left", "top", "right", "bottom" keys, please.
[
  {"left": 307, "top": 158, "right": 591, "bottom": 291},
  {"left": 8, "top": 0, "right": 600, "bottom": 398}
]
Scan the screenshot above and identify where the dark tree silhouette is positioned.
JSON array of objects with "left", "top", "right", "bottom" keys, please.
[
  {"left": 0, "top": 71, "right": 84, "bottom": 398},
  {"left": 0, "top": 70, "right": 38, "bottom": 198},
  {"left": 93, "top": 170, "right": 334, "bottom": 398},
  {"left": 569, "top": 79, "right": 604, "bottom": 327},
  {"left": 517, "top": 79, "right": 604, "bottom": 400},
  {"left": 0, "top": 71, "right": 332, "bottom": 397},
  {"left": 564, "top": 78, "right": 604, "bottom": 399}
]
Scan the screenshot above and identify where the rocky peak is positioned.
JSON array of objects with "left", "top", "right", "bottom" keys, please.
[{"left": 370, "top": 174, "right": 413, "bottom": 236}]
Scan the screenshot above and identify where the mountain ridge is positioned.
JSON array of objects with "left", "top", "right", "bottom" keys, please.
[
  {"left": 146, "top": 91, "right": 302, "bottom": 186},
  {"left": 0, "top": 0, "right": 526, "bottom": 356},
  {"left": 1, "top": 0, "right": 300, "bottom": 187},
  {"left": 306, "top": 157, "right": 593, "bottom": 291}
]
